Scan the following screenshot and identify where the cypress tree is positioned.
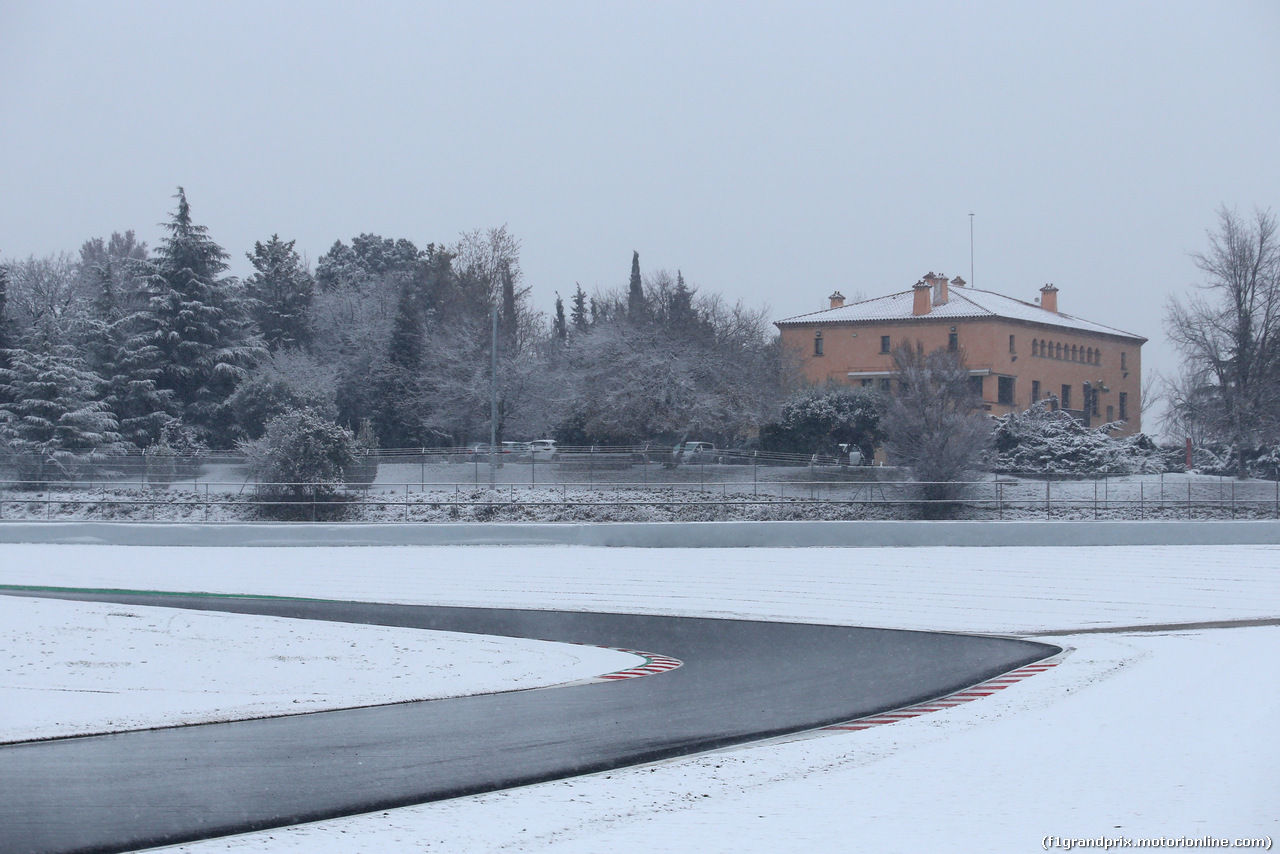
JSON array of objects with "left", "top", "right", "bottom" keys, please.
[
  {"left": 627, "top": 250, "right": 646, "bottom": 320},
  {"left": 553, "top": 293, "right": 568, "bottom": 341}
]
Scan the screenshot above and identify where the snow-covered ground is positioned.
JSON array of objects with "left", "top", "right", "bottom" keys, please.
[
  {"left": 0, "top": 596, "right": 640, "bottom": 743},
  {"left": 2, "top": 543, "right": 1277, "bottom": 852}
]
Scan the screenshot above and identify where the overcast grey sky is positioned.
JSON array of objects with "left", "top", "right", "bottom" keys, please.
[{"left": 3, "top": 1, "right": 1278, "bottom": 403}]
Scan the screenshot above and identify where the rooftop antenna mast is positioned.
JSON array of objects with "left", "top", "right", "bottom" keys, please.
[{"left": 969, "top": 211, "right": 975, "bottom": 287}]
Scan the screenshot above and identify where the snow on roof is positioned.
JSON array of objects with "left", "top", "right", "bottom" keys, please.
[{"left": 776, "top": 285, "right": 1146, "bottom": 341}]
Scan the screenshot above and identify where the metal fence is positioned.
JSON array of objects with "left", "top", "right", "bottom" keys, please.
[{"left": 2, "top": 472, "right": 1278, "bottom": 522}]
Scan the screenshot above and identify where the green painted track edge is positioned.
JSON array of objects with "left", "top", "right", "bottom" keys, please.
[{"left": 0, "top": 583, "right": 327, "bottom": 603}]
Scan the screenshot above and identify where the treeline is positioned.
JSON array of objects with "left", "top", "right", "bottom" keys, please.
[{"left": 0, "top": 189, "right": 789, "bottom": 472}]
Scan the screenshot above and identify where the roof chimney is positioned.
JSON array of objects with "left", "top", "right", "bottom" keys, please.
[
  {"left": 1039, "top": 283, "right": 1059, "bottom": 313},
  {"left": 912, "top": 280, "right": 932, "bottom": 316},
  {"left": 828, "top": 291, "right": 845, "bottom": 309},
  {"left": 925, "top": 271, "right": 949, "bottom": 306},
  {"left": 951, "top": 276, "right": 965, "bottom": 288}
]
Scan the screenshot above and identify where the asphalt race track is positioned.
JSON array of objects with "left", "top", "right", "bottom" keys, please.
[{"left": 0, "top": 589, "right": 1059, "bottom": 854}]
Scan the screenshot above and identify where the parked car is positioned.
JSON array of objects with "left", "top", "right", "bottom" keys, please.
[
  {"left": 673, "top": 441, "right": 720, "bottom": 463},
  {"left": 528, "top": 439, "right": 558, "bottom": 460},
  {"left": 839, "top": 444, "right": 865, "bottom": 466},
  {"left": 501, "top": 441, "right": 532, "bottom": 459}
]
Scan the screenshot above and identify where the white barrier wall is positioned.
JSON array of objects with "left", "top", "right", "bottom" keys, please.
[{"left": 1, "top": 520, "right": 1278, "bottom": 547}]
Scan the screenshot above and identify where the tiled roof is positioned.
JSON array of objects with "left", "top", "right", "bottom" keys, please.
[{"left": 775, "top": 286, "right": 1145, "bottom": 341}]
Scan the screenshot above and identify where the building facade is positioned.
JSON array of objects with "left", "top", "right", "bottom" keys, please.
[{"left": 775, "top": 272, "right": 1146, "bottom": 434}]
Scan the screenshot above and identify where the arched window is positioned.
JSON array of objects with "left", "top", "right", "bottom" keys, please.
[
  {"left": 1087, "top": 347, "right": 1094, "bottom": 364},
  {"left": 1071, "top": 345, "right": 1078, "bottom": 362},
  {"left": 1032, "top": 340, "right": 1040, "bottom": 357},
  {"left": 1094, "top": 349, "right": 1101, "bottom": 365},
  {"left": 1056, "top": 342, "right": 1063, "bottom": 359}
]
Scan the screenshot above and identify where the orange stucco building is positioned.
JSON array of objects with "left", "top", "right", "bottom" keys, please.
[{"left": 775, "top": 272, "right": 1147, "bottom": 434}]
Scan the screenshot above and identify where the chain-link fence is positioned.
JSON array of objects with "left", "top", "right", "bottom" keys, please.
[{"left": 1, "top": 467, "right": 1277, "bottom": 522}]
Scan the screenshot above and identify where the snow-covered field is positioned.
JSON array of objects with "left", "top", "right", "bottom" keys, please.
[
  {"left": 0, "top": 596, "right": 639, "bottom": 743},
  {"left": 2, "top": 543, "right": 1277, "bottom": 852}
]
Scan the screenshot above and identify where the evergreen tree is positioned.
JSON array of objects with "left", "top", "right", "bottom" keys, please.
[
  {"left": 669, "top": 270, "right": 697, "bottom": 331},
  {"left": 553, "top": 293, "right": 568, "bottom": 341},
  {"left": 245, "top": 235, "right": 314, "bottom": 351},
  {"left": 141, "top": 188, "right": 264, "bottom": 445},
  {"left": 499, "top": 260, "right": 518, "bottom": 349},
  {"left": 570, "top": 283, "right": 588, "bottom": 332},
  {"left": 627, "top": 250, "right": 646, "bottom": 320},
  {"left": 0, "top": 260, "right": 10, "bottom": 362},
  {"left": 84, "top": 260, "right": 174, "bottom": 449},
  {"left": 386, "top": 278, "right": 425, "bottom": 371},
  {"left": 0, "top": 345, "right": 125, "bottom": 480}
]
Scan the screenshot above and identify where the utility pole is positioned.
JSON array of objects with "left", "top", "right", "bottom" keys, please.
[
  {"left": 969, "top": 212, "right": 975, "bottom": 287},
  {"left": 490, "top": 306, "right": 498, "bottom": 486}
]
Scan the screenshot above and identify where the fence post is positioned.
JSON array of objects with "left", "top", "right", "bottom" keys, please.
[
  {"left": 1231, "top": 480, "right": 1235, "bottom": 519},
  {"left": 1045, "top": 480, "right": 1050, "bottom": 518},
  {"left": 1140, "top": 481, "right": 1144, "bottom": 520},
  {"left": 997, "top": 480, "right": 1003, "bottom": 520},
  {"left": 311, "top": 485, "right": 316, "bottom": 522},
  {"left": 1188, "top": 479, "right": 1191, "bottom": 520},
  {"left": 1093, "top": 480, "right": 1098, "bottom": 520}
]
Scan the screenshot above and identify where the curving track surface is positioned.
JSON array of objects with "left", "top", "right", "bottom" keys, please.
[{"left": 0, "top": 589, "right": 1058, "bottom": 854}]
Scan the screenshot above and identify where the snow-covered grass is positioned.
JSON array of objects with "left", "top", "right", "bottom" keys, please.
[
  {"left": 0, "top": 596, "right": 640, "bottom": 743},
  {"left": 2, "top": 542, "right": 1277, "bottom": 852}
]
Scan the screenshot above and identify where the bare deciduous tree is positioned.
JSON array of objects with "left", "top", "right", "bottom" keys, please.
[{"left": 1164, "top": 207, "right": 1280, "bottom": 474}]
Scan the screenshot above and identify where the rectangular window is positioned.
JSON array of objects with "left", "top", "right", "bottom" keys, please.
[
  {"left": 1119, "top": 392, "right": 1128, "bottom": 420},
  {"left": 948, "top": 332, "right": 958, "bottom": 352},
  {"left": 998, "top": 376, "right": 1015, "bottom": 405},
  {"left": 880, "top": 335, "right": 891, "bottom": 354},
  {"left": 1061, "top": 384, "right": 1072, "bottom": 410},
  {"left": 1121, "top": 351, "right": 1127, "bottom": 370},
  {"left": 1032, "top": 380, "right": 1041, "bottom": 403},
  {"left": 1092, "top": 389, "right": 1100, "bottom": 416},
  {"left": 814, "top": 332, "right": 823, "bottom": 356},
  {"left": 878, "top": 378, "right": 891, "bottom": 393},
  {"left": 969, "top": 375, "right": 984, "bottom": 398},
  {"left": 1107, "top": 405, "right": 1115, "bottom": 422},
  {"left": 861, "top": 378, "right": 873, "bottom": 388},
  {"left": 1009, "top": 334, "right": 1016, "bottom": 354}
]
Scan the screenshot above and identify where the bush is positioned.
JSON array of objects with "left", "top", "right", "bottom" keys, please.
[
  {"left": 992, "top": 402, "right": 1163, "bottom": 476},
  {"left": 239, "top": 408, "right": 357, "bottom": 520},
  {"left": 760, "top": 387, "right": 883, "bottom": 458},
  {"left": 228, "top": 373, "right": 337, "bottom": 441}
]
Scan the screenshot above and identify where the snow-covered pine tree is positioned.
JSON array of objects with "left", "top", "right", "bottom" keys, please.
[
  {"left": 84, "top": 260, "right": 174, "bottom": 449},
  {"left": 0, "top": 260, "right": 10, "bottom": 377},
  {"left": 141, "top": 188, "right": 264, "bottom": 446},
  {"left": 0, "top": 345, "right": 125, "bottom": 482},
  {"left": 570, "top": 283, "right": 588, "bottom": 332},
  {"left": 245, "top": 235, "right": 315, "bottom": 351}
]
